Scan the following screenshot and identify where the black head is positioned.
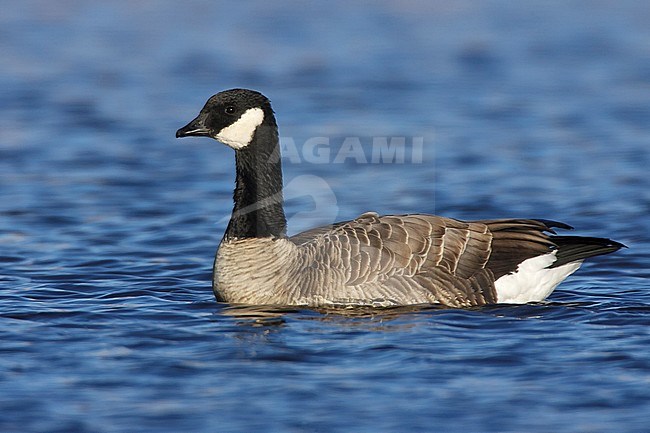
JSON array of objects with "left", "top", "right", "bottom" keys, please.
[{"left": 176, "top": 89, "right": 276, "bottom": 150}]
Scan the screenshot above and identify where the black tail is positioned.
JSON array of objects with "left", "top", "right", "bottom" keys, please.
[{"left": 550, "top": 236, "right": 626, "bottom": 268}]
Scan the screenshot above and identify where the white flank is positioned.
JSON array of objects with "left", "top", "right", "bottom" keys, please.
[
  {"left": 216, "top": 107, "right": 265, "bottom": 149},
  {"left": 494, "top": 251, "right": 583, "bottom": 304}
]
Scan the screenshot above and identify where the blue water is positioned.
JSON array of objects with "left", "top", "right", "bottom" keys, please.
[{"left": 2, "top": 1, "right": 650, "bottom": 432}]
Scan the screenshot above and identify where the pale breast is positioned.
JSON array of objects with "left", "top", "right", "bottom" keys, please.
[{"left": 213, "top": 237, "right": 305, "bottom": 304}]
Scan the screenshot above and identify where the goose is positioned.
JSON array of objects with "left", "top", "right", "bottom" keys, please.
[{"left": 176, "top": 88, "right": 625, "bottom": 308}]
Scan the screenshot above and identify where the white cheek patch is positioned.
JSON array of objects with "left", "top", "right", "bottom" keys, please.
[{"left": 216, "top": 107, "right": 265, "bottom": 149}]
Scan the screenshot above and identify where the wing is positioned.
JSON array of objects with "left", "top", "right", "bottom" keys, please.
[{"left": 290, "top": 213, "right": 560, "bottom": 307}]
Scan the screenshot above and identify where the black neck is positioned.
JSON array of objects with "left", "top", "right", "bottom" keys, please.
[{"left": 224, "top": 122, "right": 287, "bottom": 240}]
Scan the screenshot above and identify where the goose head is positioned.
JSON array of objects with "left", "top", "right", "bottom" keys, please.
[{"left": 176, "top": 88, "right": 277, "bottom": 151}]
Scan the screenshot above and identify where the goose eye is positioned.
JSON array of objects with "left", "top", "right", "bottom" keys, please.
[{"left": 224, "top": 106, "right": 236, "bottom": 115}]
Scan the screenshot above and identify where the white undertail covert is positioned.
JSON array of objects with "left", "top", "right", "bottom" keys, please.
[{"left": 494, "top": 251, "right": 582, "bottom": 303}]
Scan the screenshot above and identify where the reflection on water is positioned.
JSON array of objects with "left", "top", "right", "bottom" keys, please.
[
  {"left": 220, "top": 304, "right": 298, "bottom": 326},
  {"left": 222, "top": 303, "right": 446, "bottom": 323}
]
